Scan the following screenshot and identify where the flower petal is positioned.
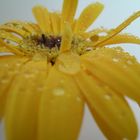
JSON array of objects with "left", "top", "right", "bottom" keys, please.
[
  {"left": 96, "top": 34, "right": 140, "bottom": 46},
  {"left": 50, "top": 12, "right": 61, "bottom": 35},
  {"left": 5, "top": 60, "right": 48, "bottom": 140},
  {"left": 74, "top": 2, "right": 104, "bottom": 33},
  {"left": 0, "top": 22, "right": 36, "bottom": 55},
  {"left": 0, "top": 55, "right": 28, "bottom": 120},
  {"left": 89, "top": 29, "right": 140, "bottom": 47},
  {"left": 32, "top": 5, "right": 52, "bottom": 34},
  {"left": 0, "top": 46, "right": 11, "bottom": 53},
  {"left": 80, "top": 27, "right": 108, "bottom": 39},
  {"left": 0, "top": 39, "right": 24, "bottom": 56},
  {"left": 93, "top": 11, "right": 140, "bottom": 48},
  {"left": 61, "top": 0, "right": 78, "bottom": 25},
  {"left": 8, "top": 21, "right": 38, "bottom": 34},
  {"left": 60, "top": 23, "right": 72, "bottom": 52},
  {"left": 57, "top": 52, "right": 81, "bottom": 75},
  {"left": 75, "top": 70, "right": 138, "bottom": 140},
  {"left": 81, "top": 47, "right": 140, "bottom": 103},
  {"left": 29, "top": 23, "right": 41, "bottom": 33},
  {"left": 38, "top": 66, "right": 84, "bottom": 140},
  {"left": 0, "top": 30, "right": 21, "bottom": 43},
  {"left": 0, "top": 24, "right": 27, "bottom": 37}
]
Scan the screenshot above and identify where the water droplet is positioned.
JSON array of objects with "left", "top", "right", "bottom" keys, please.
[
  {"left": 112, "top": 58, "right": 119, "bottom": 62},
  {"left": 8, "top": 71, "right": 16, "bottom": 75},
  {"left": 104, "top": 94, "right": 112, "bottom": 100},
  {"left": 53, "top": 87, "right": 65, "bottom": 96},
  {"left": 119, "top": 112, "right": 125, "bottom": 120},
  {"left": 123, "top": 64, "right": 127, "bottom": 69},
  {"left": 98, "top": 32, "right": 107, "bottom": 36},
  {"left": 85, "top": 47, "right": 93, "bottom": 51},
  {"left": 24, "top": 73, "right": 34, "bottom": 78},
  {"left": 90, "top": 35, "right": 99, "bottom": 42},
  {"left": 116, "top": 47, "right": 123, "bottom": 52},
  {"left": 60, "top": 79, "right": 65, "bottom": 84},
  {"left": 127, "top": 60, "right": 132, "bottom": 65},
  {"left": 76, "top": 97, "right": 82, "bottom": 102},
  {"left": 1, "top": 79, "right": 8, "bottom": 84},
  {"left": 58, "top": 53, "right": 80, "bottom": 75},
  {"left": 16, "top": 63, "right": 21, "bottom": 67},
  {"left": 37, "top": 86, "right": 43, "bottom": 92},
  {"left": 4, "top": 64, "right": 9, "bottom": 68}
]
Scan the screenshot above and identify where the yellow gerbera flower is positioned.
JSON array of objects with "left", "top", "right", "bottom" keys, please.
[{"left": 0, "top": 0, "right": 140, "bottom": 140}]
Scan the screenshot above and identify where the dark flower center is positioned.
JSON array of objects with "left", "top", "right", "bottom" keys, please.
[
  {"left": 37, "top": 34, "right": 61, "bottom": 49},
  {"left": 22, "top": 34, "right": 94, "bottom": 65}
]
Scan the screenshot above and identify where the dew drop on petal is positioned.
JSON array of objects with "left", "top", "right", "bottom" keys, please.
[
  {"left": 8, "top": 71, "right": 16, "bottom": 75},
  {"left": 57, "top": 53, "right": 81, "bottom": 75},
  {"left": 123, "top": 138, "right": 128, "bottom": 140},
  {"left": 104, "top": 94, "right": 112, "bottom": 100},
  {"left": 123, "top": 65, "right": 128, "bottom": 69},
  {"left": 34, "top": 70, "right": 39, "bottom": 74},
  {"left": 53, "top": 87, "right": 65, "bottom": 96},
  {"left": 76, "top": 96, "right": 82, "bottom": 102},
  {"left": 85, "top": 47, "right": 93, "bottom": 51},
  {"left": 16, "top": 63, "right": 21, "bottom": 67},
  {"left": 1, "top": 79, "right": 8, "bottom": 84},
  {"left": 24, "top": 73, "right": 35, "bottom": 78},
  {"left": 126, "top": 60, "right": 133, "bottom": 65},
  {"left": 60, "top": 79, "right": 65, "bottom": 84},
  {"left": 37, "top": 86, "right": 44, "bottom": 92},
  {"left": 98, "top": 32, "right": 107, "bottom": 36},
  {"left": 112, "top": 57, "right": 119, "bottom": 62},
  {"left": 118, "top": 111, "right": 126, "bottom": 120},
  {"left": 1, "top": 63, "right": 10, "bottom": 68}
]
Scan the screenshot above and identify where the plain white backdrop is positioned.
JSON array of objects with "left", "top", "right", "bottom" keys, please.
[{"left": 0, "top": 0, "right": 140, "bottom": 140}]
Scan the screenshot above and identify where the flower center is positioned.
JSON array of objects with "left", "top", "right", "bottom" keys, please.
[
  {"left": 21, "top": 34, "right": 94, "bottom": 64},
  {"left": 37, "top": 34, "right": 61, "bottom": 49}
]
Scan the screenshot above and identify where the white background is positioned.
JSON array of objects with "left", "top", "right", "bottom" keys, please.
[{"left": 0, "top": 0, "right": 140, "bottom": 140}]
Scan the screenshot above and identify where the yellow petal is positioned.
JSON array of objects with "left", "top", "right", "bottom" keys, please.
[
  {"left": 60, "top": 23, "right": 72, "bottom": 52},
  {"left": 0, "top": 39, "right": 24, "bottom": 56},
  {"left": 57, "top": 52, "right": 81, "bottom": 75},
  {"left": 103, "top": 34, "right": 140, "bottom": 46},
  {"left": 81, "top": 47, "right": 140, "bottom": 103},
  {"left": 0, "top": 55, "right": 28, "bottom": 120},
  {"left": 0, "top": 39, "right": 10, "bottom": 53},
  {"left": 99, "top": 34, "right": 140, "bottom": 46},
  {"left": 4, "top": 21, "right": 37, "bottom": 34},
  {"left": 0, "top": 30, "right": 21, "bottom": 43},
  {"left": 79, "top": 28, "right": 107, "bottom": 39},
  {"left": 61, "top": 0, "right": 78, "bottom": 25},
  {"left": 86, "top": 27, "right": 109, "bottom": 38},
  {"left": 75, "top": 70, "right": 138, "bottom": 140},
  {"left": 32, "top": 5, "right": 52, "bottom": 34},
  {"left": 0, "top": 46, "right": 11, "bottom": 53},
  {"left": 29, "top": 23, "right": 41, "bottom": 33},
  {"left": 93, "top": 11, "right": 140, "bottom": 48},
  {"left": 74, "top": 2, "right": 104, "bottom": 33},
  {"left": 89, "top": 29, "right": 140, "bottom": 47},
  {"left": 5, "top": 59, "right": 48, "bottom": 140},
  {"left": 50, "top": 12, "right": 61, "bottom": 35},
  {"left": 0, "top": 24, "right": 27, "bottom": 37},
  {"left": 71, "top": 19, "right": 77, "bottom": 31},
  {"left": 39, "top": 66, "right": 84, "bottom": 140}
]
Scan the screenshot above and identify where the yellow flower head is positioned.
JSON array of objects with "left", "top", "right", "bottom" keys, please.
[{"left": 0, "top": 0, "right": 140, "bottom": 140}]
